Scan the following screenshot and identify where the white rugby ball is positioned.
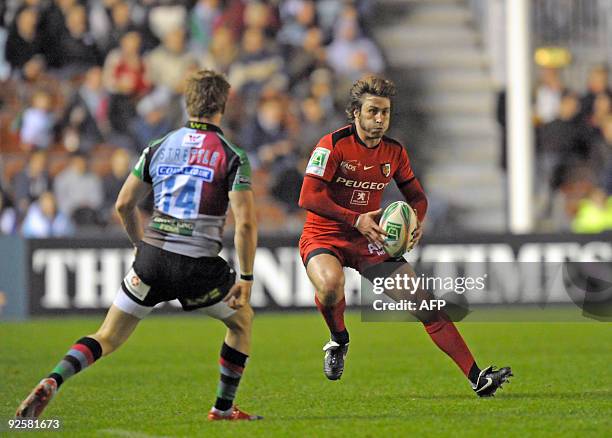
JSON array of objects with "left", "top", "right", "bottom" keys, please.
[{"left": 379, "top": 201, "right": 418, "bottom": 257}]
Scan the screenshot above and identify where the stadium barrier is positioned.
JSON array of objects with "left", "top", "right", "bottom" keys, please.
[{"left": 1, "top": 233, "right": 611, "bottom": 320}]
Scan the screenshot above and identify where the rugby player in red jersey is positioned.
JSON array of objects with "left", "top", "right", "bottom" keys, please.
[{"left": 298, "top": 76, "right": 512, "bottom": 396}]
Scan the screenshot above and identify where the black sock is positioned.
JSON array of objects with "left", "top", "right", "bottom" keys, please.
[
  {"left": 468, "top": 362, "right": 481, "bottom": 385},
  {"left": 331, "top": 329, "right": 349, "bottom": 345}
]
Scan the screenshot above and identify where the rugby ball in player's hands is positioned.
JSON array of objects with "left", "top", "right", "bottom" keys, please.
[{"left": 379, "top": 201, "right": 418, "bottom": 257}]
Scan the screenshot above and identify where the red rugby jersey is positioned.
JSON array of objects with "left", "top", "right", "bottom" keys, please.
[{"left": 300, "top": 124, "right": 426, "bottom": 234}]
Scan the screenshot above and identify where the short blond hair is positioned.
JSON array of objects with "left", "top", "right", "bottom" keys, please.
[{"left": 184, "top": 70, "right": 231, "bottom": 118}]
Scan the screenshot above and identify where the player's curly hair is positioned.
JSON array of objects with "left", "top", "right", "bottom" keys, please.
[
  {"left": 345, "top": 75, "right": 396, "bottom": 121},
  {"left": 184, "top": 70, "right": 231, "bottom": 118}
]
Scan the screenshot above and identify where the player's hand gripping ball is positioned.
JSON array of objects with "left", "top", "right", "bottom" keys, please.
[{"left": 379, "top": 201, "right": 419, "bottom": 257}]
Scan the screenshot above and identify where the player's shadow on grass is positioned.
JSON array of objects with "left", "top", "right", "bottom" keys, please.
[
  {"left": 407, "top": 391, "right": 611, "bottom": 401},
  {"left": 276, "top": 414, "right": 409, "bottom": 421},
  {"left": 499, "top": 391, "right": 610, "bottom": 400}
]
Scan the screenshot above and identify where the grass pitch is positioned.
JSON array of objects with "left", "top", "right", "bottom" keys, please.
[{"left": 1, "top": 311, "right": 611, "bottom": 437}]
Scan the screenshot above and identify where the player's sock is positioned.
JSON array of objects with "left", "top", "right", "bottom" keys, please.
[
  {"left": 468, "top": 362, "right": 482, "bottom": 385},
  {"left": 422, "top": 312, "right": 478, "bottom": 380},
  {"left": 315, "top": 296, "right": 349, "bottom": 345},
  {"left": 48, "top": 337, "right": 102, "bottom": 388},
  {"left": 215, "top": 342, "right": 248, "bottom": 413}
]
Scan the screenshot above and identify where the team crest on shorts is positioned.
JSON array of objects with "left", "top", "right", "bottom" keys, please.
[
  {"left": 381, "top": 163, "right": 391, "bottom": 177},
  {"left": 124, "top": 268, "right": 151, "bottom": 301},
  {"left": 130, "top": 274, "right": 141, "bottom": 287}
]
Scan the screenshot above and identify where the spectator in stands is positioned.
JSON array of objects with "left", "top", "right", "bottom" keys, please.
[
  {"left": 53, "top": 152, "right": 103, "bottom": 222},
  {"left": 295, "top": 96, "right": 343, "bottom": 159},
  {"left": 240, "top": 94, "right": 293, "bottom": 170},
  {"left": 13, "top": 149, "right": 51, "bottom": 214},
  {"left": 593, "top": 115, "right": 612, "bottom": 194},
  {"left": 580, "top": 64, "right": 612, "bottom": 122},
  {"left": 571, "top": 188, "right": 612, "bottom": 233},
  {"left": 307, "top": 68, "right": 338, "bottom": 116},
  {"left": 270, "top": 93, "right": 341, "bottom": 213},
  {"left": 88, "top": 0, "right": 118, "bottom": 55},
  {"left": 41, "top": 0, "right": 78, "bottom": 68},
  {"left": 549, "top": 165, "right": 598, "bottom": 231},
  {"left": 20, "top": 89, "right": 55, "bottom": 151},
  {"left": 0, "top": 188, "right": 19, "bottom": 235},
  {"left": 147, "top": 28, "right": 197, "bottom": 92},
  {"left": 60, "top": 66, "right": 110, "bottom": 152},
  {"left": 214, "top": 0, "right": 246, "bottom": 40},
  {"left": 287, "top": 26, "right": 326, "bottom": 88},
  {"left": 538, "top": 92, "right": 589, "bottom": 191},
  {"left": 316, "top": 0, "right": 343, "bottom": 36},
  {"left": 103, "top": 31, "right": 149, "bottom": 136},
  {"left": 95, "top": 0, "right": 134, "bottom": 56},
  {"left": 535, "top": 67, "right": 566, "bottom": 124},
  {"left": 325, "top": 5, "right": 384, "bottom": 83},
  {"left": 228, "top": 27, "right": 284, "bottom": 99},
  {"left": 278, "top": 0, "right": 317, "bottom": 47},
  {"left": 102, "top": 148, "right": 131, "bottom": 224},
  {"left": 243, "top": 1, "right": 278, "bottom": 38},
  {"left": 56, "top": 5, "right": 101, "bottom": 75},
  {"left": 21, "top": 191, "right": 74, "bottom": 237},
  {"left": 5, "top": 7, "right": 42, "bottom": 71},
  {"left": 14, "top": 55, "right": 59, "bottom": 111},
  {"left": 130, "top": 86, "right": 173, "bottom": 152},
  {"left": 189, "top": 0, "right": 223, "bottom": 54},
  {"left": 200, "top": 26, "right": 239, "bottom": 75},
  {"left": 148, "top": 3, "right": 188, "bottom": 42},
  {"left": 585, "top": 92, "right": 612, "bottom": 148}
]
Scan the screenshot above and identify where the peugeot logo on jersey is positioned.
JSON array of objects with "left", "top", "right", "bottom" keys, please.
[{"left": 335, "top": 176, "right": 388, "bottom": 190}]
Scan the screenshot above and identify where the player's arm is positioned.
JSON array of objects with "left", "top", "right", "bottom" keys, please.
[
  {"left": 115, "top": 173, "right": 151, "bottom": 246},
  {"left": 299, "top": 176, "right": 386, "bottom": 246},
  {"left": 300, "top": 139, "right": 386, "bottom": 245},
  {"left": 229, "top": 189, "right": 257, "bottom": 278},
  {"left": 298, "top": 176, "right": 359, "bottom": 225},
  {"left": 224, "top": 150, "right": 257, "bottom": 309},
  {"left": 394, "top": 147, "right": 428, "bottom": 247}
]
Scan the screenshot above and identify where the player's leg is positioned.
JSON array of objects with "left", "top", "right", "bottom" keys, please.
[
  {"left": 306, "top": 252, "right": 350, "bottom": 380},
  {"left": 15, "top": 290, "right": 151, "bottom": 418},
  {"left": 362, "top": 261, "right": 512, "bottom": 397},
  {"left": 307, "top": 253, "right": 348, "bottom": 344},
  {"left": 201, "top": 300, "right": 261, "bottom": 420}
]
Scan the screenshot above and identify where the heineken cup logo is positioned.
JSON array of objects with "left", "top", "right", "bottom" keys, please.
[{"left": 385, "top": 222, "right": 402, "bottom": 241}]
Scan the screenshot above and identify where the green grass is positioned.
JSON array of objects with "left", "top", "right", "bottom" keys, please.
[{"left": 1, "top": 312, "right": 611, "bottom": 437}]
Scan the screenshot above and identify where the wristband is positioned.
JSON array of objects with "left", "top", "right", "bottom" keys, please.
[{"left": 240, "top": 274, "right": 254, "bottom": 282}]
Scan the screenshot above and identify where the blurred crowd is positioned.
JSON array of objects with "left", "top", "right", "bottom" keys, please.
[
  {"left": 532, "top": 64, "right": 612, "bottom": 233},
  {"left": 0, "top": 0, "right": 384, "bottom": 237}
]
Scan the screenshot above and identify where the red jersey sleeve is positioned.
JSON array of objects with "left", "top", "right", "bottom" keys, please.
[
  {"left": 394, "top": 147, "right": 428, "bottom": 222},
  {"left": 393, "top": 147, "right": 415, "bottom": 184},
  {"left": 304, "top": 136, "right": 341, "bottom": 182},
  {"left": 298, "top": 176, "right": 360, "bottom": 226}
]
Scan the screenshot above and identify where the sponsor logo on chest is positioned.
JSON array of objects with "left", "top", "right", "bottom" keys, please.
[
  {"left": 335, "top": 176, "right": 388, "bottom": 190},
  {"left": 340, "top": 160, "right": 361, "bottom": 173}
]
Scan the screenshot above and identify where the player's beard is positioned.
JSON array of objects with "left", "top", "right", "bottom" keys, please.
[{"left": 357, "top": 113, "right": 387, "bottom": 142}]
